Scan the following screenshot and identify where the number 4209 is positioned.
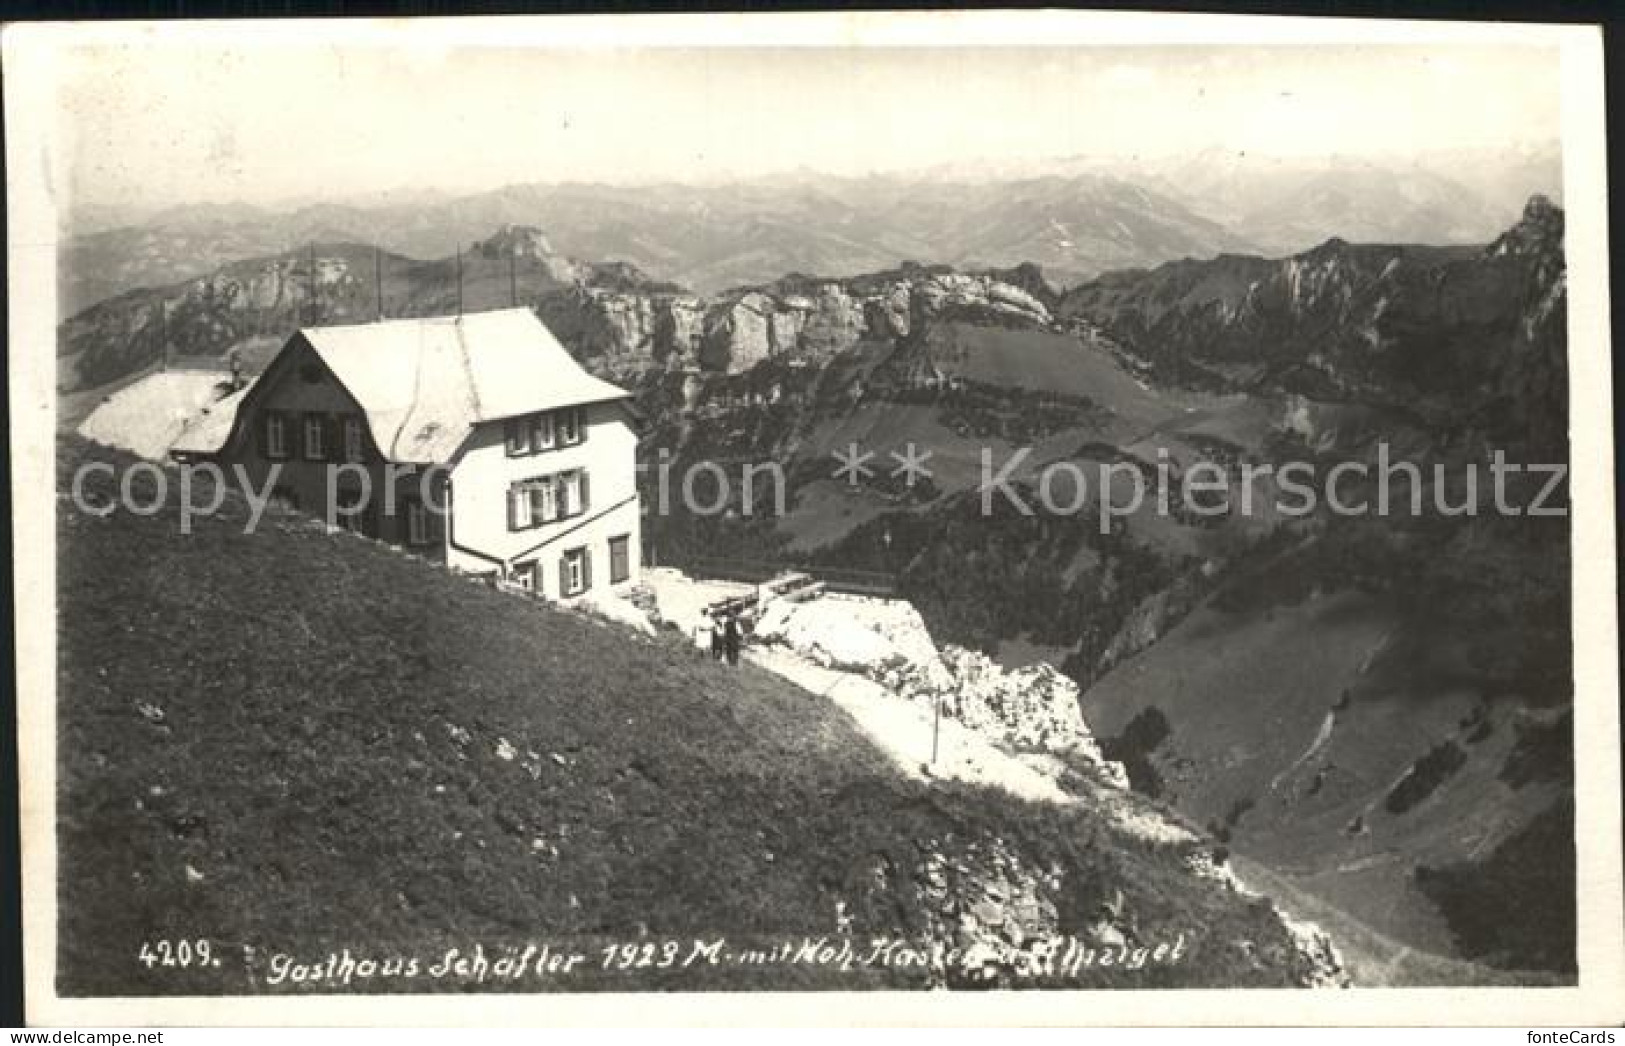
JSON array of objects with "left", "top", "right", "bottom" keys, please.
[{"left": 137, "top": 939, "right": 219, "bottom": 968}]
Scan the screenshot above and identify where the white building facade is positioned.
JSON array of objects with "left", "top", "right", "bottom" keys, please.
[
  {"left": 181, "top": 307, "right": 643, "bottom": 601},
  {"left": 445, "top": 397, "right": 642, "bottom": 599}
]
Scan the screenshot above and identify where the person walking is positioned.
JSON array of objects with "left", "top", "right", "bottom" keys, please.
[{"left": 723, "top": 612, "right": 742, "bottom": 667}]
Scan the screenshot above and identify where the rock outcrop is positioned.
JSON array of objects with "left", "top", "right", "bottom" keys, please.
[
  {"left": 752, "top": 595, "right": 947, "bottom": 678},
  {"left": 876, "top": 647, "right": 1127, "bottom": 787},
  {"left": 910, "top": 836, "right": 1065, "bottom": 988},
  {"left": 566, "top": 267, "right": 1058, "bottom": 376},
  {"left": 1181, "top": 851, "right": 1351, "bottom": 989},
  {"left": 752, "top": 594, "right": 1126, "bottom": 785}
]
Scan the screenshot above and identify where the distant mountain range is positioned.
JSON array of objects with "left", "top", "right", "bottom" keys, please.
[{"left": 59, "top": 145, "right": 1558, "bottom": 319}]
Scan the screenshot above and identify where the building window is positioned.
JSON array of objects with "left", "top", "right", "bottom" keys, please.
[
  {"left": 509, "top": 470, "right": 588, "bottom": 531},
  {"left": 503, "top": 408, "right": 583, "bottom": 456},
  {"left": 303, "top": 414, "right": 326, "bottom": 460},
  {"left": 557, "top": 407, "right": 584, "bottom": 446},
  {"left": 561, "top": 546, "right": 590, "bottom": 596},
  {"left": 529, "top": 478, "right": 557, "bottom": 524},
  {"left": 512, "top": 561, "right": 536, "bottom": 591},
  {"left": 505, "top": 418, "right": 527, "bottom": 456},
  {"left": 344, "top": 418, "right": 365, "bottom": 462},
  {"left": 609, "top": 535, "right": 631, "bottom": 584},
  {"left": 508, "top": 485, "right": 532, "bottom": 531},
  {"left": 266, "top": 412, "right": 288, "bottom": 459},
  {"left": 531, "top": 413, "right": 556, "bottom": 451},
  {"left": 559, "top": 470, "right": 583, "bottom": 516},
  {"left": 406, "top": 500, "right": 431, "bottom": 546}
]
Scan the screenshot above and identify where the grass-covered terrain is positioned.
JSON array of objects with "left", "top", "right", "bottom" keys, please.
[{"left": 56, "top": 437, "right": 1326, "bottom": 995}]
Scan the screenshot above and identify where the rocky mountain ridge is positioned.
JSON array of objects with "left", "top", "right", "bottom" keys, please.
[
  {"left": 1058, "top": 196, "right": 1566, "bottom": 450},
  {"left": 58, "top": 228, "right": 1063, "bottom": 393},
  {"left": 551, "top": 262, "right": 1056, "bottom": 378}
]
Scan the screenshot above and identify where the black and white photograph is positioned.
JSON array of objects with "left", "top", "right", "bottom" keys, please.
[{"left": 6, "top": 9, "right": 1621, "bottom": 1026}]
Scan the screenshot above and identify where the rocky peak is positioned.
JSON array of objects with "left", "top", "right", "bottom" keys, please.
[
  {"left": 477, "top": 224, "right": 555, "bottom": 260},
  {"left": 583, "top": 260, "right": 683, "bottom": 294},
  {"left": 1489, "top": 195, "right": 1564, "bottom": 264},
  {"left": 1300, "top": 236, "right": 1353, "bottom": 261},
  {"left": 1522, "top": 193, "right": 1563, "bottom": 231},
  {"left": 978, "top": 262, "right": 1059, "bottom": 310}
]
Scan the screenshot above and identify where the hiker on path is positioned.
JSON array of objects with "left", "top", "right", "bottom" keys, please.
[{"left": 723, "top": 613, "right": 742, "bottom": 667}]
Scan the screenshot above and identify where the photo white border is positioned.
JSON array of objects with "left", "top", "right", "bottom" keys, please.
[{"left": 6, "top": 9, "right": 1620, "bottom": 1027}]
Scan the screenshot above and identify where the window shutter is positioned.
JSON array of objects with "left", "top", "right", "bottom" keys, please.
[
  {"left": 579, "top": 471, "right": 591, "bottom": 513},
  {"left": 325, "top": 415, "right": 341, "bottom": 462},
  {"left": 576, "top": 407, "right": 587, "bottom": 444},
  {"left": 559, "top": 555, "right": 570, "bottom": 596},
  {"left": 507, "top": 488, "right": 519, "bottom": 531},
  {"left": 582, "top": 548, "right": 592, "bottom": 590}
]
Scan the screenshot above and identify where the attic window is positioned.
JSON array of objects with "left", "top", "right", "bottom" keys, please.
[
  {"left": 531, "top": 413, "right": 556, "bottom": 451},
  {"left": 505, "top": 418, "right": 527, "bottom": 456},
  {"left": 557, "top": 408, "right": 584, "bottom": 446}
]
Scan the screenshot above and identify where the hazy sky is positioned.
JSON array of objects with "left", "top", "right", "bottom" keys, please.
[{"left": 53, "top": 36, "right": 1563, "bottom": 210}]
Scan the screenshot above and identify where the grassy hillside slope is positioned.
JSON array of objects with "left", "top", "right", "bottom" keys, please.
[
  {"left": 1078, "top": 546, "right": 1573, "bottom": 984},
  {"left": 56, "top": 437, "right": 1325, "bottom": 994}
]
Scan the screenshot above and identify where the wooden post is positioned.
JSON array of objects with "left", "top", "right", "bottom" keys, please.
[
  {"left": 931, "top": 691, "right": 941, "bottom": 766},
  {"left": 509, "top": 249, "right": 518, "bottom": 307},
  {"left": 375, "top": 246, "right": 384, "bottom": 321},
  {"left": 456, "top": 248, "right": 464, "bottom": 317}
]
